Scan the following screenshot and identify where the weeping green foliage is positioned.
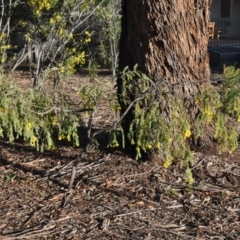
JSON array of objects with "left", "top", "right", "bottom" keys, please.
[
  {"left": 115, "top": 64, "right": 240, "bottom": 184},
  {"left": 0, "top": 68, "right": 80, "bottom": 151},
  {"left": 221, "top": 66, "right": 240, "bottom": 121}
]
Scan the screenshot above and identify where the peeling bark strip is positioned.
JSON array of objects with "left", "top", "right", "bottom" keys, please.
[{"left": 119, "top": 0, "right": 211, "bottom": 83}]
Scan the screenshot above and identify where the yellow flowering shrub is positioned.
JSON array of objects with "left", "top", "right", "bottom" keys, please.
[
  {"left": 0, "top": 68, "right": 80, "bottom": 151},
  {"left": 115, "top": 65, "right": 240, "bottom": 184},
  {"left": 13, "top": 0, "right": 99, "bottom": 83}
]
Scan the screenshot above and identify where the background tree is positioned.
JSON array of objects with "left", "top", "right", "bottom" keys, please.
[
  {"left": 10, "top": 0, "right": 97, "bottom": 85},
  {"left": 93, "top": 0, "right": 121, "bottom": 76}
]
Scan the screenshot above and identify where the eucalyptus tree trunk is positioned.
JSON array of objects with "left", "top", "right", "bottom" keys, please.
[{"left": 117, "top": 0, "right": 213, "bottom": 157}]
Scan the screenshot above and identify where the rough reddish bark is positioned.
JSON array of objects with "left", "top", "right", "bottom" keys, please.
[
  {"left": 118, "top": 0, "right": 211, "bottom": 83},
  {"left": 117, "top": 0, "right": 213, "bottom": 155}
]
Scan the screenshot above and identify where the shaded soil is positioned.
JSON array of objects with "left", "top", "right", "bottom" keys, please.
[{"left": 0, "top": 72, "right": 240, "bottom": 240}]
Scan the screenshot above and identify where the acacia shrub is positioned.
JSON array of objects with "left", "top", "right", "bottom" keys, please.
[
  {"left": 0, "top": 68, "right": 80, "bottom": 151},
  {"left": 111, "top": 65, "right": 240, "bottom": 183}
]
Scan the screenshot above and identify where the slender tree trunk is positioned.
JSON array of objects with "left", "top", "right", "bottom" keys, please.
[{"left": 118, "top": 0, "right": 213, "bottom": 157}]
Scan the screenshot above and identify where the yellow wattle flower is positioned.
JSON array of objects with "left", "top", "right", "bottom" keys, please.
[
  {"left": 156, "top": 142, "right": 161, "bottom": 149},
  {"left": 25, "top": 122, "right": 32, "bottom": 131},
  {"left": 147, "top": 144, "right": 152, "bottom": 149},
  {"left": 136, "top": 146, "right": 140, "bottom": 152},
  {"left": 49, "top": 18, "right": 55, "bottom": 25},
  {"left": 188, "top": 178, "right": 194, "bottom": 184},
  {"left": 163, "top": 157, "right": 173, "bottom": 168},
  {"left": 30, "top": 136, "right": 37, "bottom": 146},
  {"left": 183, "top": 129, "right": 191, "bottom": 139}
]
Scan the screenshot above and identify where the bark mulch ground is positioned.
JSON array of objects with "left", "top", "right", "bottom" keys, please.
[{"left": 0, "top": 72, "right": 240, "bottom": 240}]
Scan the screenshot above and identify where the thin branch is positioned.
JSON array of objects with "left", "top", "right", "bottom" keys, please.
[{"left": 29, "top": 107, "right": 94, "bottom": 115}]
